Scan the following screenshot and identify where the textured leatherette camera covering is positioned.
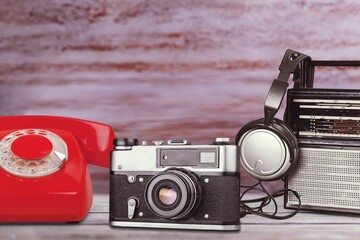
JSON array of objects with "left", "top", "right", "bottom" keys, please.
[{"left": 110, "top": 174, "right": 240, "bottom": 225}]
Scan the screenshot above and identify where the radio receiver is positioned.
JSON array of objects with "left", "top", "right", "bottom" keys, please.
[{"left": 285, "top": 60, "right": 360, "bottom": 214}]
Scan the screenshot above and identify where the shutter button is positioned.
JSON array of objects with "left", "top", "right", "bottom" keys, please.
[{"left": 11, "top": 135, "right": 53, "bottom": 160}]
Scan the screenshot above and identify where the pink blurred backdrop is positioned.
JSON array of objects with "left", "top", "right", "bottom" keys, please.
[{"left": 2, "top": 0, "right": 360, "bottom": 190}]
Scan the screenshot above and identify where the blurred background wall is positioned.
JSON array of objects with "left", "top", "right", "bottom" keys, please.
[{"left": 2, "top": 0, "right": 360, "bottom": 192}]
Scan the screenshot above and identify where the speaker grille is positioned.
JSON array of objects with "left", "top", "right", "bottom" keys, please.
[{"left": 287, "top": 147, "right": 360, "bottom": 213}]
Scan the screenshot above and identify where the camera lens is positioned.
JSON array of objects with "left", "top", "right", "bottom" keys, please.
[
  {"left": 159, "top": 187, "right": 178, "bottom": 205},
  {"left": 145, "top": 169, "right": 201, "bottom": 220}
]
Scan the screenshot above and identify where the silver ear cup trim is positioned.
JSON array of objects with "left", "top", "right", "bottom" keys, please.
[
  {"left": 0, "top": 129, "right": 68, "bottom": 178},
  {"left": 238, "top": 129, "right": 291, "bottom": 180}
]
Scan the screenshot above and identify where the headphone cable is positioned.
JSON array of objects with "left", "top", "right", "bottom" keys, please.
[{"left": 240, "top": 180, "right": 302, "bottom": 220}]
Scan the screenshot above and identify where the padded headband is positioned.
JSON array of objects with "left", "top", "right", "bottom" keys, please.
[{"left": 264, "top": 49, "right": 311, "bottom": 125}]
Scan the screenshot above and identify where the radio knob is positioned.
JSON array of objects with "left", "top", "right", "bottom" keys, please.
[
  {"left": 114, "top": 138, "right": 139, "bottom": 147},
  {"left": 11, "top": 135, "right": 53, "bottom": 160}
]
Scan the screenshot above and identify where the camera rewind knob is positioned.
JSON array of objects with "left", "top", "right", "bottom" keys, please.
[{"left": 114, "top": 138, "right": 139, "bottom": 147}]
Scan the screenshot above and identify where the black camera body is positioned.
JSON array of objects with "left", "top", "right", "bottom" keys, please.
[{"left": 110, "top": 138, "right": 240, "bottom": 231}]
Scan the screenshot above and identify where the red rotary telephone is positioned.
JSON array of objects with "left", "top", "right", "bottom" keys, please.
[{"left": 0, "top": 116, "right": 115, "bottom": 222}]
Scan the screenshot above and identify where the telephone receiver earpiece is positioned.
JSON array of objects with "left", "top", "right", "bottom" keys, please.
[{"left": 236, "top": 49, "right": 311, "bottom": 181}]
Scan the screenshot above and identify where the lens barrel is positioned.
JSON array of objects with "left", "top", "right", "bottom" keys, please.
[{"left": 145, "top": 169, "right": 201, "bottom": 220}]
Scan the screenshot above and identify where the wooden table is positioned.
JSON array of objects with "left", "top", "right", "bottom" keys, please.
[{"left": 1, "top": 194, "right": 359, "bottom": 240}]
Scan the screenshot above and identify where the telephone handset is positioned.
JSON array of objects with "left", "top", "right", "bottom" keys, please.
[{"left": 0, "top": 116, "right": 115, "bottom": 222}]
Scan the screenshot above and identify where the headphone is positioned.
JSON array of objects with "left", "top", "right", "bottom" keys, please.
[{"left": 235, "top": 49, "right": 311, "bottom": 181}]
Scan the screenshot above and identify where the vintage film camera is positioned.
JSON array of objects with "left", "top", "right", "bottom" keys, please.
[
  {"left": 110, "top": 138, "right": 240, "bottom": 231},
  {"left": 285, "top": 60, "right": 360, "bottom": 213}
]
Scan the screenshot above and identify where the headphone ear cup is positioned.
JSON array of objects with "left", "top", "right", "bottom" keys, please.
[
  {"left": 272, "top": 118, "right": 299, "bottom": 166},
  {"left": 236, "top": 118, "right": 298, "bottom": 181}
]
